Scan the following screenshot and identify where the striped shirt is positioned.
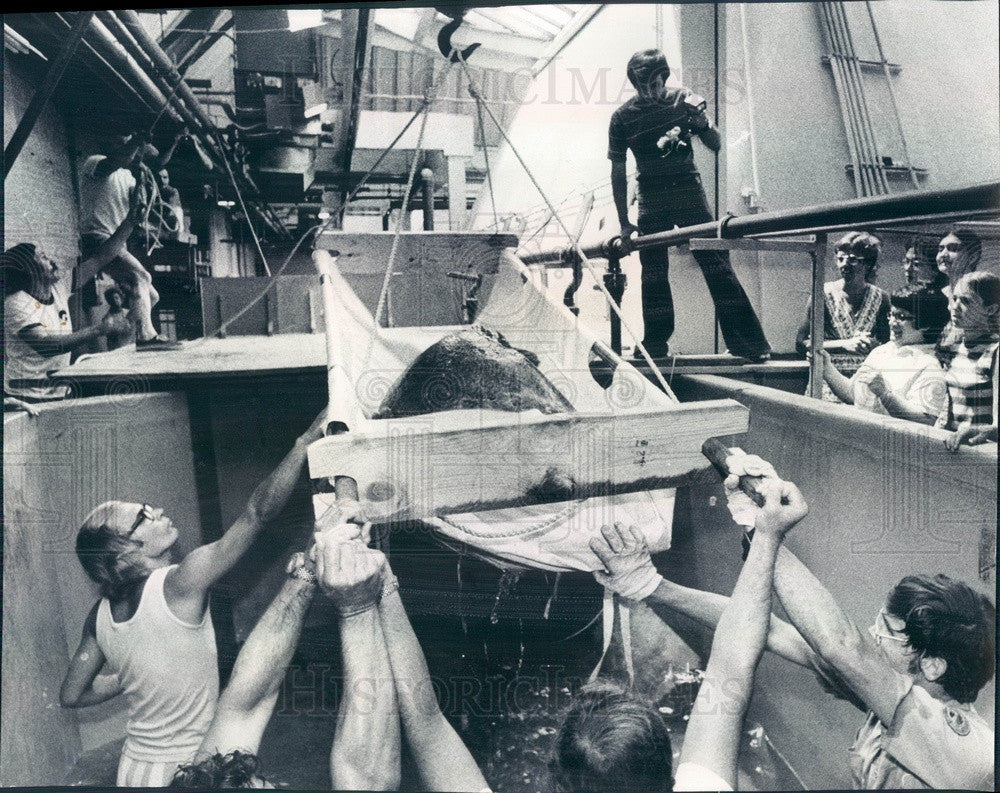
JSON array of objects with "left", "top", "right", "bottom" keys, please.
[{"left": 935, "top": 334, "right": 999, "bottom": 431}]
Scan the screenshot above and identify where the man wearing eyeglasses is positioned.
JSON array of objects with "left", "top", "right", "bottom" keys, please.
[
  {"left": 727, "top": 452, "right": 995, "bottom": 790},
  {"left": 60, "top": 408, "right": 329, "bottom": 787}
]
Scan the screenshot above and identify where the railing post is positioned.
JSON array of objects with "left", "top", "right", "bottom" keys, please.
[
  {"left": 603, "top": 247, "right": 627, "bottom": 355},
  {"left": 809, "top": 233, "right": 828, "bottom": 399}
]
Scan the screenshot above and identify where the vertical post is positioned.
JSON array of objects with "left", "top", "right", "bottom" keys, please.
[
  {"left": 5, "top": 12, "right": 95, "bottom": 177},
  {"left": 809, "top": 233, "right": 827, "bottom": 399},
  {"left": 604, "top": 251, "right": 626, "bottom": 355},
  {"left": 420, "top": 167, "right": 435, "bottom": 231}
]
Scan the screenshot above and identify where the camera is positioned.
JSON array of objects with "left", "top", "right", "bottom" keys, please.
[{"left": 683, "top": 92, "right": 707, "bottom": 113}]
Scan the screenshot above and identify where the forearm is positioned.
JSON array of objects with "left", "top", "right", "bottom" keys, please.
[
  {"left": 679, "top": 532, "right": 780, "bottom": 788},
  {"left": 246, "top": 435, "right": 310, "bottom": 523},
  {"left": 822, "top": 363, "right": 855, "bottom": 404},
  {"left": 773, "top": 546, "right": 862, "bottom": 660},
  {"left": 222, "top": 577, "right": 315, "bottom": 711},
  {"left": 378, "top": 590, "right": 487, "bottom": 790},
  {"left": 708, "top": 533, "right": 780, "bottom": 685},
  {"left": 877, "top": 389, "right": 936, "bottom": 424},
  {"left": 25, "top": 325, "right": 104, "bottom": 357},
  {"left": 697, "top": 124, "right": 722, "bottom": 152},
  {"left": 331, "top": 608, "right": 401, "bottom": 791},
  {"left": 611, "top": 162, "right": 630, "bottom": 226},
  {"left": 77, "top": 674, "right": 124, "bottom": 707},
  {"left": 647, "top": 578, "right": 813, "bottom": 668}
]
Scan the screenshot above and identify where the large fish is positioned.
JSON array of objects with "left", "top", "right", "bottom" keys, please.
[{"left": 374, "top": 326, "right": 574, "bottom": 418}]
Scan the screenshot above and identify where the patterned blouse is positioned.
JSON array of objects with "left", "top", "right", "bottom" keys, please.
[{"left": 803, "top": 282, "right": 891, "bottom": 402}]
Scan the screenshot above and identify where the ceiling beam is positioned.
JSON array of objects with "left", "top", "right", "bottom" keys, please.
[{"left": 532, "top": 5, "right": 605, "bottom": 76}]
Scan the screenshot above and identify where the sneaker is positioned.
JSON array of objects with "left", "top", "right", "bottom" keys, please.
[{"left": 135, "top": 335, "right": 182, "bottom": 351}]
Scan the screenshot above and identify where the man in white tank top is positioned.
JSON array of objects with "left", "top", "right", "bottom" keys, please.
[{"left": 61, "top": 409, "right": 329, "bottom": 786}]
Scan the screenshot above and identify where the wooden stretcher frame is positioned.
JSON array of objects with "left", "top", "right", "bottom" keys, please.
[{"left": 307, "top": 241, "right": 749, "bottom": 520}]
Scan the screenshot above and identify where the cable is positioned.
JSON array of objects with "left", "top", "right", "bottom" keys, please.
[{"left": 212, "top": 128, "right": 271, "bottom": 276}]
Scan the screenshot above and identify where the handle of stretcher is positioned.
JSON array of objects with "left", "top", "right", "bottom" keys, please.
[{"left": 701, "top": 438, "right": 766, "bottom": 508}]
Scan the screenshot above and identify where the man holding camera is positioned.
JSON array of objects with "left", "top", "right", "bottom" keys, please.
[{"left": 609, "top": 49, "right": 770, "bottom": 362}]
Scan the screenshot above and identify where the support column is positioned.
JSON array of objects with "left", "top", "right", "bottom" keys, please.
[{"left": 447, "top": 155, "right": 469, "bottom": 230}]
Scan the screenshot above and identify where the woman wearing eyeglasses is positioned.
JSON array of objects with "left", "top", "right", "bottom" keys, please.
[
  {"left": 817, "top": 287, "right": 950, "bottom": 423},
  {"left": 796, "top": 231, "right": 891, "bottom": 402},
  {"left": 59, "top": 409, "right": 329, "bottom": 787}
]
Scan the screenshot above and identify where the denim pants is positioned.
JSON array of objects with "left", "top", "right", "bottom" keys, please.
[{"left": 637, "top": 173, "right": 770, "bottom": 357}]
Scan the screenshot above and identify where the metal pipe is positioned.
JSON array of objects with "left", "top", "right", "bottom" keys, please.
[
  {"left": 821, "top": 4, "right": 871, "bottom": 196},
  {"left": 864, "top": 1, "right": 920, "bottom": 190},
  {"left": 97, "top": 12, "right": 206, "bottom": 142},
  {"left": 833, "top": 2, "right": 889, "bottom": 193},
  {"left": 86, "top": 15, "right": 187, "bottom": 128},
  {"left": 520, "top": 181, "right": 1000, "bottom": 264},
  {"left": 739, "top": 4, "right": 762, "bottom": 203},
  {"left": 5, "top": 12, "right": 95, "bottom": 177},
  {"left": 48, "top": 12, "right": 170, "bottom": 119},
  {"left": 112, "top": 10, "right": 289, "bottom": 239}
]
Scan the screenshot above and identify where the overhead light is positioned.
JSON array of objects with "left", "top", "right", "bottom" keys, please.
[
  {"left": 287, "top": 9, "right": 324, "bottom": 32},
  {"left": 217, "top": 200, "right": 235, "bottom": 208}
]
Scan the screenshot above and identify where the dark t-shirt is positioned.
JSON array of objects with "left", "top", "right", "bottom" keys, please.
[{"left": 608, "top": 89, "right": 702, "bottom": 183}]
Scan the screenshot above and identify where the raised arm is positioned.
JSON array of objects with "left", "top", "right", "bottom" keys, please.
[
  {"left": 644, "top": 577, "right": 815, "bottom": 668},
  {"left": 153, "top": 127, "right": 187, "bottom": 171},
  {"left": 772, "top": 546, "right": 909, "bottom": 725},
  {"left": 589, "top": 525, "right": 815, "bottom": 669},
  {"left": 60, "top": 601, "right": 123, "bottom": 708},
  {"left": 315, "top": 539, "right": 401, "bottom": 792},
  {"left": 378, "top": 564, "right": 489, "bottom": 792},
  {"left": 198, "top": 554, "right": 316, "bottom": 757},
  {"left": 167, "top": 408, "right": 328, "bottom": 603},
  {"left": 679, "top": 479, "right": 807, "bottom": 789},
  {"left": 684, "top": 97, "right": 721, "bottom": 152}
]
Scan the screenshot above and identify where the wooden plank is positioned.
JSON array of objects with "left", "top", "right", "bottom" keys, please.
[
  {"left": 689, "top": 236, "right": 817, "bottom": 252},
  {"left": 52, "top": 328, "right": 464, "bottom": 383},
  {"left": 307, "top": 399, "right": 749, "bottom": 519}
]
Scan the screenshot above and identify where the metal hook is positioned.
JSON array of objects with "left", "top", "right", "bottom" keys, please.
[{"left": 437, "top": 11, "right": 481, "bottom": 63}]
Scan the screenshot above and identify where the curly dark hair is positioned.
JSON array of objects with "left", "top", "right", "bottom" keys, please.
[
  {"left": 170, "top": 750, "right": 263, "bottom": 789},
  {"left": 887, "top": 573, "right": 996, "bottom": 703},
  {"left": 2, "top": 243, "right": 40, "bottom": 297},
  {"left": 551, "top": 679, "right": 673, "bottom": 793}
]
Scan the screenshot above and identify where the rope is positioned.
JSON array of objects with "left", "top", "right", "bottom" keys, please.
[
  {"left": 374, "top": 61, "right": 454, "bottom": 327},
  {"left": 470, "top": 84, "right": 497, "bottom": 230},
  {"left": 213, "top": 128, "right": 271, "bottom": 276},
  {"left": 454, "top": 54, "right": 673, "bottom": 395},
  {"left": 374, "top": 106, "right": 431, "bottom": 327},
  {"left": 177, "top": 60, "right": 457, "bottom": 347}
]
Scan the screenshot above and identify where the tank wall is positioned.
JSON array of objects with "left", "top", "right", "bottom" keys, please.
[
  {"left": 1, "top": 393, "right": 203, "bottom": 786},
  {"left": 671, "top": 373, "right": 996, "bottom": 789}
]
